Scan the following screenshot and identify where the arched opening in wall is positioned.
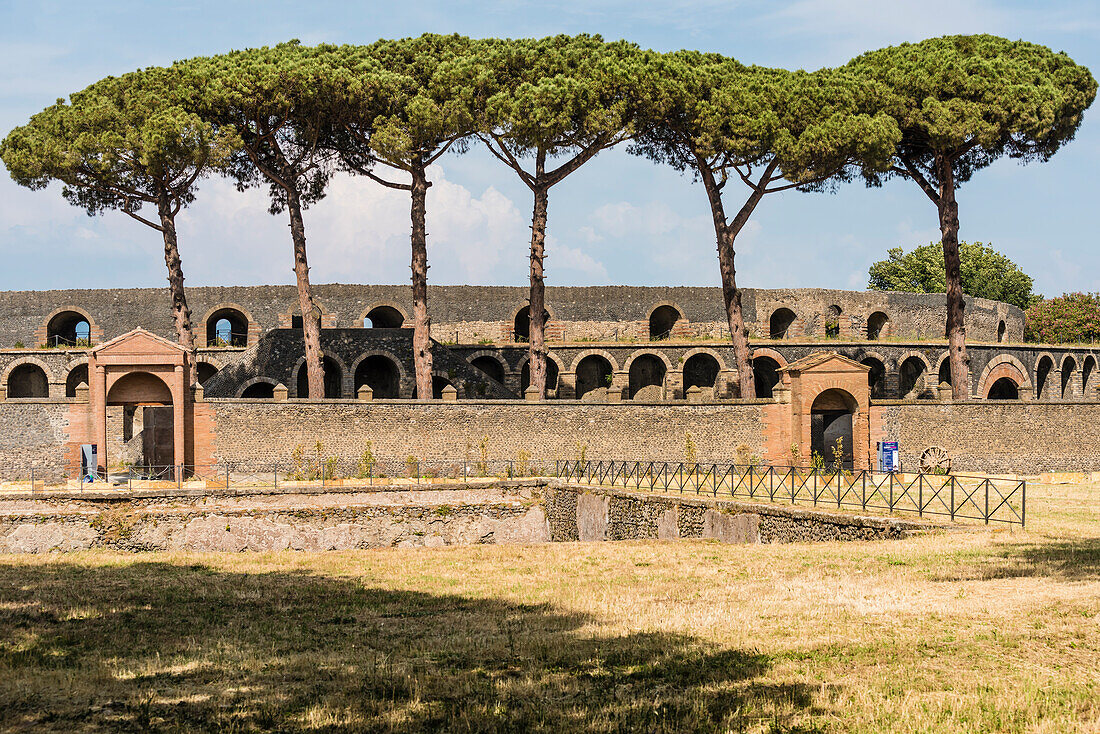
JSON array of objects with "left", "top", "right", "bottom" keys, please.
[
  {"left": 241, "top": 382, "right": 276, "bottom": 399},
  {"left": 7, "top": 364, "right": 49, "bottom": 398},
  {"left": 513, "top": 306, "right": 549, "bottom": 343},
  {"left": 649, "top": 305, "right": 681, "bottom": 341},
  {"left": 520, "top": 359, "right": 560, "bottom": 394},
  {"left": 825, "top": 305, "right": 842, "bottom": 338},
  {"left": 195, "top": 363, "right": 218, "bottom": 386},
  {"left": 296, "top": 357, "right": 343, "bottom": 399},
  {"left": 769, "top": 308, "right": 796, "bottom": 339},
  {"left": 628, "top": 354, "right": 666, "bottom": 399},
  {"left": 810, "top": 388, "right": 855, "bottom": 470},
  {"left": 354, "top": 355, "right": 401, "bottom": 399},
  {"left": 470, "top": 356, "right": 505, "bottom": 386},
  {"left": 432, "top": 376, "right": 453, "bottom": 399},
  {"left": 206, "top": 308, "right": 248, "bottom": 347},
  {"left": 46, "top": 311, "right": 91, "bottom": 347},
  {"left": 363, "top": 306, "right": 403, "bottom": 328},
  {"left": 65, "top": 364, "right": 89, "bottom": 398},
  {"left": 107, "top": 372, "right": 175, "bottom": 469},
  {"left": 987, "top": 377, "right": 1020, "bottom": 400},
  {"left": 1035, "top": 356, "right": 1054, "bottom": 400},
  {"left": 752, "top": 356, "right": 781, "bottom": 398},
  {"left": 1083, "top": 356, "right": 1097, "bottom": 398},
  {"left": 898, "top": 357, "right": 928, "bottom": 398},
  {"left": 1061, "top": 357, "right": 1077, "bottom": 399},
  {"left": 867, "top": 311, "right": 889, "bottom": 340},
  {"left": 937, "top": 358, "right": 952, "bottom": 392},
  {"left": 861, "top": 357, "right": 886, "bottom": 399},
  {"left": 997, "top": 320, "right": 1007, "bottom": 343},
  {"left": 683, "top": 353, "right": 719, "bottom": 390},
  {"left": 575, "top": 355, "right": 613, "bottom": 399}
]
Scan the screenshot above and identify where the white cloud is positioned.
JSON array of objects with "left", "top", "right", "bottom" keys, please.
[{"left": 551, "top": 243, "right": 609, "bottom": 282}]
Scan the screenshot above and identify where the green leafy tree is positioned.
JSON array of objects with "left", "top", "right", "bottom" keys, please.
[
  {"left": 479, "top": 36, "right": 650, "bottom": 398},
  {"left": 184, "top": 43, "right": 336, "bottom": 398},
  {"left": 868, "top": 242, "right": 1038, "bottom": 309},
  {"left": 633, "top": 55, "right": 899, "bottom": 397},
  {"left": 1025, "top": 293, "right": 1100, "bottom": 343},
  {"left": 849, "top": 35, "right": 1096, "bottom": 398},
  {"left": 0, "top": 67, "right": 237, "bottom": 351},
  {"left": 326, "top": 35, "right": 483, "bottom": 399}
]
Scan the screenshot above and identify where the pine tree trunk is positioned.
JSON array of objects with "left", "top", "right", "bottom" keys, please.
[
  {"left": 936, "top": 154, "right": 968, "bottom": 400},
  {"left": 287, "top": 188, "right": 325, "bottom": 399},
  {"left": 410, "top": 160, "right": 434, "bottom": 400},
  {"left": 155, "top": 188, "right": 195, "bottom": 353},
  {"left": 527, "top": 185, "right": 550, "bottom": 399},
  {"left": 698, "top": 156, "right": 766, "bottom": 399}
]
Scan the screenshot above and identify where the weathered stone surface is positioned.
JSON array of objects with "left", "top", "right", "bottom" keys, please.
[
  {"left": 702, "top": 510, "right": 760, "bottom": 544},
  {"left": 576, "top": 492, "right": 609, "bottom": 542},
  {"left": 1, "top": 522, "right": 97, "bottom": 552},
  {"left": 656, "top": 507, "right": 679, "bottom": 539}
]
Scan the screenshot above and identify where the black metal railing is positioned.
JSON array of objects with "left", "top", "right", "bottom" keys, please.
[{"left": 554, "top": 459, "right": 1026, "bottom": 527}]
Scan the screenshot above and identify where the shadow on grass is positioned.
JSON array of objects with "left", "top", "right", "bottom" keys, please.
[
  {"left": 0, "top": 560, "right": 823, "bottom": 733},
  {"left": 932, "top": 538, "right": 1100, "bottom": 581}
]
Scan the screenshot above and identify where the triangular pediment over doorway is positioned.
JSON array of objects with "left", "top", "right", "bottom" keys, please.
[
  {"left": 777, "top": 351, "right": 869, "bottom": 375},
  {"left": 92, "top": 328, "right": 187, "bottom": 358}
]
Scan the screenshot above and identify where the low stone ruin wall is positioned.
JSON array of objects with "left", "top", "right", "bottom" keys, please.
[{"left": 0, "top": 479, "right": 933, "bottom": 553}]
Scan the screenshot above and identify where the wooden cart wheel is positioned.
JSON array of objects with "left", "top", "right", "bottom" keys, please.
[{"left": 919, "top": 446, "right": 951, "bottom": 475}]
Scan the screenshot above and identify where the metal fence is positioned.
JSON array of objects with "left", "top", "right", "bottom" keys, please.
[
  {"left": 554, "top": 459, "right": 1026, "bottom": 527},
  {"left": 0, "top": 457, "right": 555, "bottom": 493},
  {"left": 0, "top": 456, "right": 1026, "bottom": 527}
]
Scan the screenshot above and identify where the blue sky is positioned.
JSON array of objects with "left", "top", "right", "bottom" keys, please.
[{"left": 1, "top": 0, "right": 1098, "bottom": 296}]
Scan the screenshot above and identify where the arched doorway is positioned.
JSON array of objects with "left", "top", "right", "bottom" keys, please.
[
  {"left": 1035, "top": 356, "right": 1054, "bottom": 400},
  {"left": 66, "top": 363, "right": 89, "bottom": 398},
  {"left": 575, "top": 355, "right": 613, "bottom": 399},
  {"left": 987, "top": 377, "right": 1019, "bottom": 400},
  {"left": 7, "top": 363, "right": 49, "bottom": 398},
  {"left": 866, "top": 311, "right": 889, "bottom": 340},
  {"left": 241, "top": 381, "right": 276, "bottom": 399},
  {"left": 354, "top": 355, "right": 401, "bottom": 398},
  {"left": 861, "top": 357, "right": 886, "bottom": 399},
  {"left": 363, "top": 306, "right": 404, "bottom": 328},
  {"left": 470, "top": 356, "right": 505, "bottom": 385},
  {"left": 296, "top": 357, "right": 343, "bottom": 399},
  {"left": 683, "top": 353, "right": 719, "bottom": 391},
  {"left": 769, "top": 308, "right": 796, "bottom": 339},
  {"left": 46, "top": 310, "right": 92, "bottom": 347},
  {"left": 521, "top": 358, "right": 559, "bottom": 394},
  {"left": 206, "top": 308, "right": 248, "bottom": 347},
  {"left": 752, "top": 356, "right": 781, "bottom": 398},
  {"left": 899, "top": 357, "right": 928, "bottom": 398},
  {"left": 628, "top": 354, "right": 666, "bottom": 399},
  {"left": 107, "top": 371, "right": 175, "bottom": 470},
  {"left": 648, "top": 305, "right": 681, "bottom": 340},
  {"left": 810, "top": 389, "right": 855, "bottom": 470}
]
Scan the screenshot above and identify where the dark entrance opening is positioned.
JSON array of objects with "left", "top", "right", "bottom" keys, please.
[
  {"left": 628, "top": 354, "right": 666, "bottom": 399},
  {"left": 470, "top": 356, "right": 505, "bottom": 385},
  {"left": 575, "top": 355, "right": 613, "bottom": 399},
  {"left": 364, "top": 306, "right": 403, "bottom": 328},
  {"left": 683, "top": 353, "right": 719, "bottom": 390},
  {"left": 899, "top": 357, "right": 928, "bottom": 398},
  {"left": 7, "top": 364, "right": 49, "bottom": 398},
  {"left": 296, "top": 357, "right": 343, "bottom": 399},
  {"left": 769, "top": 308, "right": 796, "bottom": 339},
  {"left": 997, "top": 320, "right": 1007, "bottom": 343},
  {"left": 65, "top": 364, "right": 89, "bottom": 398},
  {"left": 241, "top": 382, "right": 276, "bottom": 399},
  {"left": 354, "top": 355, "right": 401, "bottom": 398},
  {"left": 987, "top": 377, "right": 1019, "bottom": 400},
  {"left": 142, "top": 406, "right": 175, "bottom": 469},
  {"left": 937, "top": 359, "right": 952, "bottom": 392},
  {"left": 752, "top": 356, "right": 781, "bottom": 398},
  {"left": 861, "top": 357, "right": 886, "bottom": 399},
  {"left": 196, "top": 362, "right": 218, "bottom": 386},
  {"left": 866, "top": 311, "right": 888, "bottom": 340},
  {"left": 521, "top": 359, "right": 559, "bottom": 394},
  {"left": 825, "top": 305, "right": 842, "bottom": 338},
  {"left": 810, "top": 389, "right": 855, "bottom": 470},
  {"left": 1062, "top": 357, "right": 1077, "bottom": 399},
  {"left": 648, "top": 305, "right": 681, "bottom": 341},
  {"left": 46, "top": 311, "right": 91, "bottom": 347},
  {"left": 1036, "top": 356, "right": 1053, "bottom": 400}
]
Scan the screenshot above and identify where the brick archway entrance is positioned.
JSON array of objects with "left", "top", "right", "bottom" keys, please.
[{"left": 89, "top": 329, "right": 191, "bottom": 478}]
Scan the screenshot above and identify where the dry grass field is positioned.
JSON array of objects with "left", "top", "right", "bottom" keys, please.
[{"left": 1, "top": 482, "right": 1098, "bottom": 733}]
